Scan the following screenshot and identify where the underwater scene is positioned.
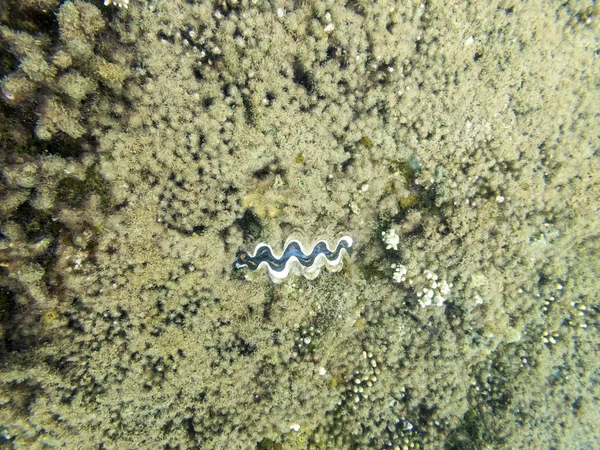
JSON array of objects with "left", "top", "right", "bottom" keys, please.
[{"left": 0, "top": 0, "right": 598, "bottom": 448}]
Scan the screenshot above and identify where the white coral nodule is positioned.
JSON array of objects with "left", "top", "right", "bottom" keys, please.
[
  {"left": 392, "top": 264, "right": 407, "bottom": 283},
  {"left": 382, "top": 228, "right": 399, "bottom": 250},
  {"left": 104, "top": 0, "right": 129, "bottom": 8}
]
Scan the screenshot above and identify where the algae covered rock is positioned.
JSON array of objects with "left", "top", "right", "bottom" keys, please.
[{"left": 0, "top": 0, "right": 599, "bottom": 449}]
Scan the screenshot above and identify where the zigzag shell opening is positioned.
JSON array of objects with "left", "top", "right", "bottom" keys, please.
[
  {"left": 236, "top": 236, "right": 353, "bottom": 283},
  {"left": 283, "top": 232, "right": 354, "bottom": 251}
]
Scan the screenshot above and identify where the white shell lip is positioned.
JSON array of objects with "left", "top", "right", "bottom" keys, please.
[{"left": 239, "top": 236, "right": 353, "bottom": 283}]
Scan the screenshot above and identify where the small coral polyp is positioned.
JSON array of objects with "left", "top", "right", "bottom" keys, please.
[
  {"left": 103, "top": 0, "right": 129, "bottom": 8},
  {"left": 235, "top": 236, "right": 353, "bottom": 283}
]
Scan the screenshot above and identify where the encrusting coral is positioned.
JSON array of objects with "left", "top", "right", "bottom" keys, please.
[
  {"left": 1, "top": 0, "right": 130, "bottom": 140},
  {"left": 0, "top": 0, "right": 599, "bottom": 448}
]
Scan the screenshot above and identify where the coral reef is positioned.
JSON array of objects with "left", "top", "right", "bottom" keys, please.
[
  {"left": 0, "top": 0, "right": 131, "bottom": 140},
  {"left": 1, "top": 0, "right": 599, "bottom": 449}
]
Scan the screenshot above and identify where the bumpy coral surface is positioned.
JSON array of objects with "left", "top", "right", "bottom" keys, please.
[{"left": 1, "top": 0, "right": 599, "bottom": 448}]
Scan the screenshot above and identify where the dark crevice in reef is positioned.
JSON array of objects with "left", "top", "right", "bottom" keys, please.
[
  {"left": 292, "top": 57, "right": 315, "bottom": 94},
  {"left": 252, "top": 160, "right": 285, "bottom": 181},
  {"left": 235, "top": 209, "right": 263, "bottom": 242},
  {"left": 0, "top": 285, "right": 47, "bottom": 359}
]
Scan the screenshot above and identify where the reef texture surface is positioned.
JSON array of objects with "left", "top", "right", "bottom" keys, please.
[{"left": 0, "top": 0, "right": 599, "bottom": 449}]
